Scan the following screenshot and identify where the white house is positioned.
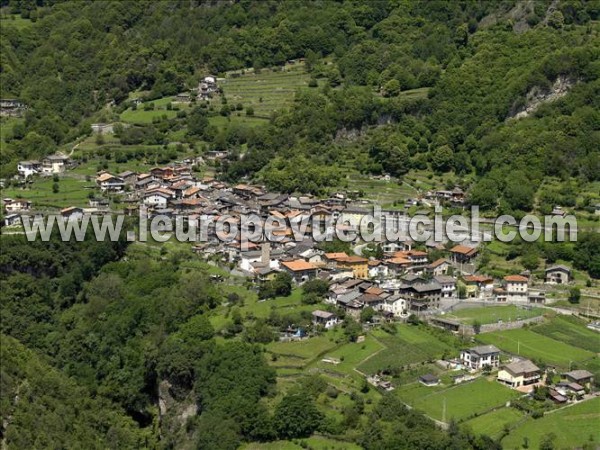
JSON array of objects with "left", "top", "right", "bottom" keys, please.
[
  {"left": 504, "top": 275, "right": 529, "bottom": 302},
  {"left": 3, "top": 213, "right": 21, "bottom": 227},
  {"left": 311, "top": 310, "right": 339, "bottom": 329},
  {"left": 42, "top": 154, "right": 69, "bottom": 174},
  {"left": 60, "top": 206, "right": 84, "bottom": 222},
  {"left": 368, "top": 260, "right": 389, "bottom": 278},
  {"left": 434, "top": 275, "right": 456, "bottom": 298},
  {"left": 17, "top": 160, "right": 41, "bottom": 178},
  {"left": 143, "top": 189, "right": 174, "bottom": 208},
  {"left": 544, "top": 265, "right": 571, "bottom": 284},
  {"left": 382, "top": 294, "right": 408, "bottom": 318},
  {"left": 4, "top": 198, "right": 31, "bottom": 212},
  {"left": 460, "top": 345, "right": 500, "bottom": 371},
  {"left": 91, "top": 123, "right": 114, "bottom": 134},
  {"left": 96, "top": 173, "right": 125, "bottom": 192},
  {"left": 427, "top": 258, "right": 451, "bottom": 276}
]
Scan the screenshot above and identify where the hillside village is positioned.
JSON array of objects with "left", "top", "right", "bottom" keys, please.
[
  {"left": 4, "top": 156, "right": 598, "bottom": 402},
  {"left": 1, "top": 1, "right": 600, "bottom": 448},
  {"left": 2, "top": 155, "right": 578, "bottom": 310}
]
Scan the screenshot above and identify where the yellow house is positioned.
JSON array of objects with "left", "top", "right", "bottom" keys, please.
[
  {"left": 497, "top": 359, "right": 541, "bottom": 389},
  {"left": 335, "top": 255, "right": 369, "bottom": 279}
]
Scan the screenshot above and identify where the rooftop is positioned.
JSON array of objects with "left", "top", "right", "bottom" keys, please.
[{"left": 281, "top": 260, "right": 317, "bottom": 272}]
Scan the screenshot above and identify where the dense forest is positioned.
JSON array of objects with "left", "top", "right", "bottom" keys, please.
[{"left": 1, "top": 0, "right": 600, "bottom": 448}]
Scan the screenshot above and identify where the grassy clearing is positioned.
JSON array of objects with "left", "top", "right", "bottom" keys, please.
[
  {"left": 1, "top": 175, "right": 94, "bottom": 209},
  {"left": 396, "top": 377, "right": 519, "bottom": 422},
  {"left": 311, "top": 334, "right": 385, "bottom": 376},
  {"left": 358, "top": 325, "right": 455, "bottom": 374},
  {"left": 532, "top": 315, "right": 600, "bottom": 353},
  {"left": 441, "top": 305, "right": 545, "bottom": 325},
  {"left": 462, "top": 407, "right": 525, "bottom": 439},
  {"left": 120, "top": 95, "right": 191, "bottom": 124},
  {"left": 266, "top": 332, "right": 341, "bottom": 361},
  {"left": 240, "top": 436, "right": 362, "bottom": 450},
  {"left": 502, "top": 398, "right": 600, "bottom": 449},
  {"left": 120, "top": 107, "right": 179, "bottom": 124},
  {"left": 238, "top": 288, "right": 319, "bottom": 319},
  {"left": 476, "top": 328, "right": 595, "bottom": 368},
  {"left": 397, "top": 87, "right": 430, "bottom": 100},
  {"left": 221, "top": 63, "right": 311, "bottom": 118},
  {"left": 0, "top": 15, "right": 33, "bottom": 30},
  {"left": 208, "top": 114, "right": 269, "bottom": 129},
  {"left": 345, "top": 173, "right": 418, "bottom": 206}
]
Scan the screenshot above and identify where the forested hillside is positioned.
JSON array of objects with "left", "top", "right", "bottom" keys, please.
[
  {"left": 1, "top": 1, "right": 600, "bottom": 448},
  {"left": 1, "top": 0, "right": 599, "bottom": 212}
]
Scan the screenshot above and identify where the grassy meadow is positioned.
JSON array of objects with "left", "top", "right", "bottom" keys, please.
[{"left": 441, "top": 305, "right": 545, "bottom": 325}]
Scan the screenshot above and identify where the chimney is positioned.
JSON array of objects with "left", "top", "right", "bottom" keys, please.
[{"left": 261, "top": 242, "right": 271, "bottom": 265}]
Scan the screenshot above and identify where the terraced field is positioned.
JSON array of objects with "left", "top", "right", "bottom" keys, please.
[
  {"left": 396, "top": 378, "right": 519, "bottom": 422},
  {"left": 502, "top": 398, "right": 600, "bottom": 449},
  {"left": 441, "top": 305, "right": 545, "bottom": 325},
  {"left": 358, "top": 325, "right": 456, "bottom": 374},
  {"left": 221, "top": 63, "right": 311, "bottom": 119},
  {"left": 345, "top": 173, "right": 418, "bottom": 206},
  {"left": 463, "top": 407, "right": 525, "bottom": 439},
  {"left": 532, "top": 315, "right": 600, "bottom": 353},
  {"left": 476, "top": 328, "right": 595, "bottom": 368}
]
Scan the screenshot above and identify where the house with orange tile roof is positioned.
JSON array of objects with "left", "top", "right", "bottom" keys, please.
[
  {"left": 449, "top": 244, "right": 478, "bottom": 264},
  {"left": 334, "top": 255, "right": 369, "bottom": 279},
  {"left": 426, "top": 258, "right": 451, "bottom": 276},
  {"left": 281, "top": 259, "right": 318, "bottom": 283},
  {"left": 463, "top": 274, "right": 495, "bottom": 298},
  {"left": 322, "top": 252, "right": 348, "bottom": 268},
  {"left": 503, "top": 274, "right": 529, "bottom": 302}
]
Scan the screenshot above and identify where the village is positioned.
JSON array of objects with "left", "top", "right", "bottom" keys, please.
[{"left": 3, "top": 153, "right": 598, "bottom": 416}]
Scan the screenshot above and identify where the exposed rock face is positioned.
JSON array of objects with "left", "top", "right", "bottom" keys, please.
[
  {"left": 158, "top": 379, "right": 198, "bottom": 447},
  {"left": 510, "top": 75, "right": 575, "bottom": 120}
]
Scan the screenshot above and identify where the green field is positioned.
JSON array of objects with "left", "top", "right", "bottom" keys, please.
[
  {"left": 396, "top": 377, "right": 519, "bottom": 422},
  {"left": 357, "top": 325, "right": 455, "bottom": 374},
  {"left": 311, "top": 334, "right": 385, "bottom": 376},
  {"left": 1, "top": 175, "right": 94, "bottom": 209},
  {"left": 462, "top": 407, "right": 525, "bottom": 439},
  {"left": 266, "top": 332, "right": 340, "bottom": 362},
  {"left": 476, "top": 328, "right": 595, "bottom": 368},
  {"left": 532, "top": 316, "right": 600, "bottom": 353},
  {"left": 0, "top": 15, "right": 34, "bottom": 30},
  {"left": 241, "top": 436, "right": 362, "bottom": 450},
  {"left": 120, "top": 107, "right": 179, "bottom": 124},
  {"left": 221, "top": 63, "right": 311, "bottom": 119},
  {"left": 502, "top": 398, "right": 600, "bottom": 449},
  {"left": 345, "top": 173, "right": 418, "bottom": 206},
  {"left": 441, "top": 305, "right": 545, "bottom": 325}
]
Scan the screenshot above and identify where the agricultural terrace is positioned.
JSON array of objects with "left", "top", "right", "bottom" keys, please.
[
  {"left": 395, "top": 377, "right": 519, "bottom": 422},
  {"left": 502, "top": 398, "right": 600, "bottom": 449},
  {"left": 462, "top": 407, "right": 525, "bottom": 440},
  {"left": 476, "top": 328, "right": 595, "bottom": 368},
  {"left": 120, "top": 96, "right": 188, "bottom": 124},
  {"left": 357, "top": 324, "right": 460, "bottom": 375},
  {"left": 220, "top": 62, "right": 312, "bottom": 119},
  {"left": 441, "top": 305, "right": 545, "bottom": 325},
  {"left": 532, "top": 315, "right": 600, "bottom": 353}
]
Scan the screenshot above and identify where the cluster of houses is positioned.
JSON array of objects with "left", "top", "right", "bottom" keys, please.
[
  {"left": 17, "top": 153, "right": 71, "bottom": 178},
  {"left": 5, "top": 159, "right": 575, "bottom": 312},
  {"left": 443, "top": 344, "right": 595, "bottom": 402},
  {"left": 174, "top": 76, "right": 219, "bottom": 103},
  {"left": 0, "top": 98, "right": 27, "bottom": 117}
]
